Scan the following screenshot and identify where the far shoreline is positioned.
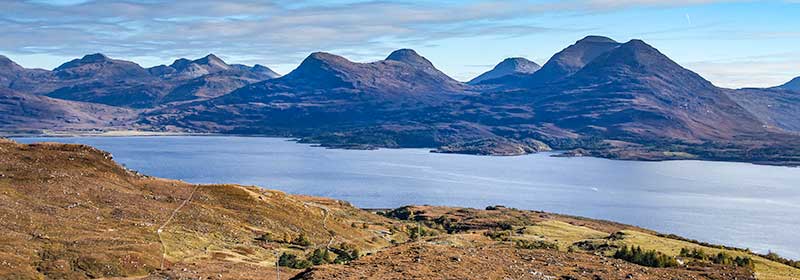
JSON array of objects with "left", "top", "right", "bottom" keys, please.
[{"left": 5, "top": 130, "right": 798, "bottom": 168}]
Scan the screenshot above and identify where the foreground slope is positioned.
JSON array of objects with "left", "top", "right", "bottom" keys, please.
[
  {"left": 300, "top": 206, "right": 800, "bottom": 280},
  {"left": 0, "top": 139, "right": 405, "bottom": 279},
  {"left": 1, "top": 139, "right": 799, "bottom": 279}
]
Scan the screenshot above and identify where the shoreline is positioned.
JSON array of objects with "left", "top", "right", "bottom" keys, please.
[{"left": 8, "top": 132, "right": 798, "bottom": 168}]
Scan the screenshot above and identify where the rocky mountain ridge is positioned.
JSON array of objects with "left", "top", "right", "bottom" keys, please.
[{"left": 1, "top": 36, "right": 799, "bottom": 165}]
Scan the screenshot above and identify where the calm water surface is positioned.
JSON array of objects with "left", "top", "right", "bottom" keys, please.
[{"left": 14, "top": 136, "right": 800, "bottom": 259}]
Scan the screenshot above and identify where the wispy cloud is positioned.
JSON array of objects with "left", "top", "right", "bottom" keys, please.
[
  {"left": 0, "top": 0, "right": 740, "bottom": 68},
  {"left": 686, "top": 52, "right": 800, "bottom": 88}
]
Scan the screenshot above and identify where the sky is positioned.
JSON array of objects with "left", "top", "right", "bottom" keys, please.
[{"left": 1, "top": 0, "right": 799, "bottom": 88}]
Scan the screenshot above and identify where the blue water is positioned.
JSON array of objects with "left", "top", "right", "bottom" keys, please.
[{"left": 14, "top": 136, "right": 800, "bottom": 259}]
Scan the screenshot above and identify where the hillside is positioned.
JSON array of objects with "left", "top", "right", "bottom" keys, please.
[
  {"left": 0, "top": 88, "right": 138, "bottom": 133},
  {"left": 1, "top": 139, "right": 799, "bottom": 279},
  {"left": 728, "top": 88, "right": 800, "bottom": 133},
  {"left": 0, "top": 139, "right": 407, "bottom": 279},
  {"left": 775, "top": 76, "right": 800, "bottom": 91}
]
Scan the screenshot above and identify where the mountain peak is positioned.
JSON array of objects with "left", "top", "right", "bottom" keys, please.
[
  {"left": 577, "top": 35, "right": 618, "bottom": 44},
  {"left": 194, "top": 53, "right": 230, "bottom": 71},
  {"left": 196, "top": 53, "right": 226, "bottom": 65},
  {"left": 498, "top": 57, "right": 540, "bottom": 69},
  {"left": 469, "top": 57, "right": 541, "bottom": 85},
  {"left": 525, "top": 35, "right": 622, "bottom": 84},
  {"left": 571, "top": 38, "right": 714, "bottom": 90},
  {"left": 303, "top": 52, "right": 351, "bottom": 66},
  {"left": 385, "top": 49, "right": 434, "bottom": 68},
  {"left": 76, "top": 53, "right": 112, "bottom": 64},
  {"left": 54, "top": 53, "right": 114, "bottom": 71}
]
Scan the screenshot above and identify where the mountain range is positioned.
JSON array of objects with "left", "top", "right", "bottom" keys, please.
[
  {"left": 0, "top": 53, "right": 279, "bottom": 108},
  {"left": 1, "top": 36, "right": 799, "bottom": 165}
]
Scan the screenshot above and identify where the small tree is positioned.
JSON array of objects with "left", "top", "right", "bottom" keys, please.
[
  {"left": 308, "top": 248, "right": 335, "bottom": 265},
  {"left": 278, "top": 252, "right": 312, "bottom": 269}
]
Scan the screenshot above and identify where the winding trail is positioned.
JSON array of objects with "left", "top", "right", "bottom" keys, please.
[
  {"left": 303, "top": 201, "right": 335, "bottom": 249},
  {"left": 157, "top": 185, "right": 200, "bottom": 270}
]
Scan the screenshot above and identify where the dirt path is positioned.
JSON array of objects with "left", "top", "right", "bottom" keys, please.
[
  {"left": 302, "top": 201, "right": 335, "bottom": 249},
  {"left": 157, "top": 185, "right": 200, "bottom": 269}
]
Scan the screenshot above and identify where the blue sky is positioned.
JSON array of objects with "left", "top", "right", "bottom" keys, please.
[{"left": 2, "top": 0, "right": 799, "bottom": 88}]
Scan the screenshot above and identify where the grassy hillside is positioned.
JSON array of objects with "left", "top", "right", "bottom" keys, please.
[{"left": 0, "top": 138, "right": 407, "bottom": 279}]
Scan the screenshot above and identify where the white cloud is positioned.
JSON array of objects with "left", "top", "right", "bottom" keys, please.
[{"left": 686, "top": 53, "right": 800, "bottom": 88}]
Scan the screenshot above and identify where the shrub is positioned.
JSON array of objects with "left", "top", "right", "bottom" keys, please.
[
  {"left": 383, "top": 207, "right": 415, "bottom": 220},
  {"left": 679, "top": 248, "right": 708, "bottom": 260},
  {"left": 762, "top": 251, "right": 800, "bottom": 269},
  {"left": 679, "top": 247, "right": 754, "bottom": 268},
  {"left": 613, "top": 246, "right": 677, "bottom": 268},
  {"left": 484, "top": 230, "right": 511, "bottom": 241},
  {"left": 409, "top": 225, "right": 436, "bottom": 240},
  {"left": 307, "top": 248, "right": 335, "bottom": 265},
  {"left": 278, "top": 253, "right": 312, "bottom": 269},
  {"left": 330, "top": 243, "right": 360, "bottom": 264},
  {"left": 497, "top": 222, "right": 513, "bottom": 231},
  {"left": 606, "top": 232, "right": 626, "bottom": 241}
]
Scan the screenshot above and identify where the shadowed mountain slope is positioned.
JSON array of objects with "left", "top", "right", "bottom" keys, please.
[
  {"left": 0, "top": 88, "right": 137, "bottom": 132},
  {"left": 148, "top": 49, "right": 470, "bottom": 137},
  {"left": 776, "top": 76, "right": 800, "bottom": 91},
  {"left": 482, "top": 36, "right": 622, "bottom": 88},
  {"left": 530, "top": 39, "right": 765, "bottom": 141},
  {"left": 728, "top": 88, "right": 800, "bottom": 133}
]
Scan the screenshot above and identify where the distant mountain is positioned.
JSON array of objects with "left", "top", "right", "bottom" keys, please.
[
  {"left": 0, "top": 53, "right": 280, "bottom": 108},
  {"left": 45, "top": 53, "right": 167, "bottom": 108},
  {"left": 226, "top": 49, "right": 465, "bottom": 101},
  {"left": 480, "top": 36, "right": 622, "bottom": 88},
  {"left": 528, "top": 36, "right": 622, "bottom": 84},
  {"left": 149, "top": 54, "right": 280, "bottom": 81},
  {"left": 148, "top": 49, "right": 471, "bottom": 142},
  {"left": 775, "top": 76, "right": 800, "bottom": 91},
  {"left": 0, "top": 55, "right": 25, "bottom": 86},
  {"left": 728, "top": 88, "right": 800, "bottom": 133},
  {"left": 53, "top": 53, "right": 151, "bottom": 80},
  {"left": 468, "top": 58, "right": 540, "bottom": 85},
  {"left": 0, "top": 88, "right": 136, "bottom": 132},
  {"left": 3, "top": 37, "right": 800, "bottom": 165},
  {"left": 149, "top": 54, "right": 281, "bottom": 103},
  {"left": 528, "top": 39, "right": 764, "bottom": 141},
  {"left": 0, "top": 55, "right": 59, "bottom": 94}
]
